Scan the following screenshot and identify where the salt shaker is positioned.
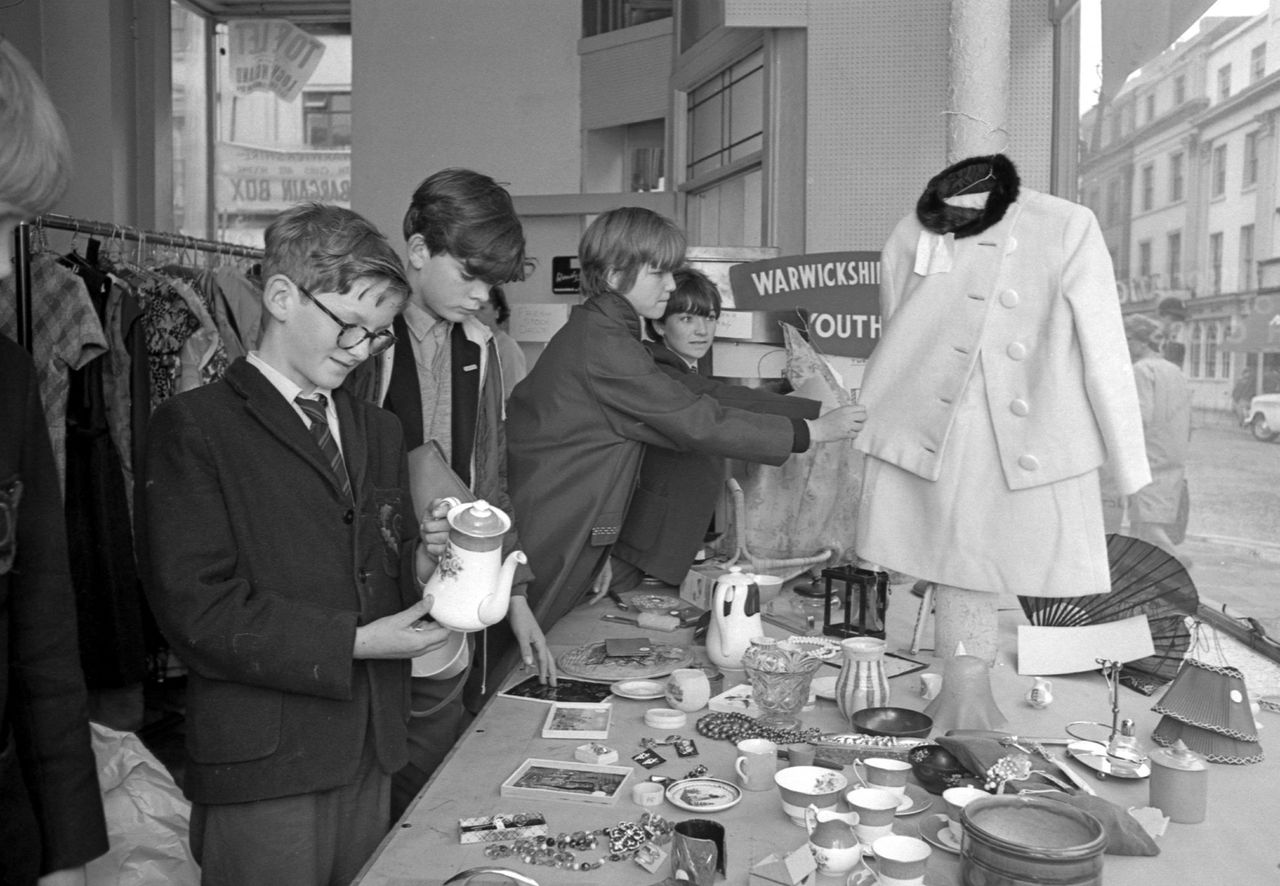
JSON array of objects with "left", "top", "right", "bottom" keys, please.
[{"left": 1149, "top": 739, "right": 1208, "bottom": 824}]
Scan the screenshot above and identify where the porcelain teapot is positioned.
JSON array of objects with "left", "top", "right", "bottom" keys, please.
[
  {"left": 804, "top": 805, "right": 862, "bottom": 875},
  {"left": 422, "top": 498, "right": 526, "bottom": 632},
  {"left": 706, "top": 566, "right": 764, "bottom": 670}
]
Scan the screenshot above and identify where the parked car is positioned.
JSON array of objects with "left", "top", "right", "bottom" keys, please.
[{"left": 1246, "top": 393, "right": 1280, "bottom": 442}]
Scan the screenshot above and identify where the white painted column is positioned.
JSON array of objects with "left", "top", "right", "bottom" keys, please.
[
  {"left": 934, "top": 0, "right": 1013, "bottom": 664},
  {"left": 947, "top": 0, "right": 1012, "bottom": 162}
]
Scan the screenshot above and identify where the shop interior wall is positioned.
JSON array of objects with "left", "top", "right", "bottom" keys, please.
[
  {"left": 2, "top": 0, "right": 170, "bottom": 233},
  {"left": 351, "top": 0, "right": 583, "bottom": 312}
]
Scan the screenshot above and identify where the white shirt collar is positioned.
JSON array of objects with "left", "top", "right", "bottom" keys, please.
[{"left": 247, "top": 351, "right": 333, "bottom": 406}]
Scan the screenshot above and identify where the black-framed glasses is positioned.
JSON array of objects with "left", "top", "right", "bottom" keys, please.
[{"left": 292, "top": 279, "right": 397, "bottom": 356}]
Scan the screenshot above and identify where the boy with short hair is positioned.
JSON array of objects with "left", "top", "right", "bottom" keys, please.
[
  {"left": 345, "top": 167, "right": 552, "bottom": 819},
  {"left": 142, "top": 202, "right": 451, "bottom": 886},
  {"left": 507, "top": 207, "right": 866, "bottom": 631}
]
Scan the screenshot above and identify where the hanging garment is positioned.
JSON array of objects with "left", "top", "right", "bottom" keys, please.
[
  {"left": 854, "top": 154, "right": 1149, "bottom": 598},
  {"left": 0, "top": 253, "right": 108, "bottom": 492},
  {"left": 64, "top": 256, "right": 147, "bottom": 690}
]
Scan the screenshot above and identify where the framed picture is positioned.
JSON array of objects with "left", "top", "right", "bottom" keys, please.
[
  {"left": 541, "top": 702, "right": 612, "bottom": 740},
  {"left": 499, "top": 675, "right": 615, "bottom": 704},
  {"left": 500, "top": 758, "right": 632, "bottom": 806}
]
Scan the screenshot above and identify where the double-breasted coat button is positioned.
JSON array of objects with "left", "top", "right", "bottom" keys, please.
[
  {"left": 358, "top": 568, "right": 370, "bottom": 582},
  {"left": 1010, "top": 398, "right": 1030, "bottom": 417},
  {"left": 1006, "top": 236, "right": 1018, "bottom": 255},
  {"left": 343, "top": 509, "right": 355, "bottom": 524},
  {"left": 1018, "top": 454, "right": 1041, "bottom": 471},
  {"left": 1007, "top": 342, "right": 1027, "bottom": 360},
  {"left": 1000, "top": 289, "right": 1020, "bottom": 308}
]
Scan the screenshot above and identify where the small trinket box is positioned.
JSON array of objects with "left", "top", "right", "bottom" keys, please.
[
  {"left": 457, "top": 811, "right": 548, "bottom": 844},
  {"left": 644, "top": 708, "right": 688, "bottom": 729},
  {"left": 575, "top": 742, "right": 619, "bottom": 765}
]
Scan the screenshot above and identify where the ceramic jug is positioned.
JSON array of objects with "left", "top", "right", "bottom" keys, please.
[
  {"left": 422, "top": 498, "right": 526, "bottom": 632},
  {"left": 804, "top": 805, "right": 863, "bottom": 876},
  {"left": 1025, "top": 677, "right": 1054, "bottom": 709},
  {"left": 835, "top": 636, "right": 890, "bottom": 725},
  {"left": 706, "top": 566, "right": 764, "bottom": 670}
]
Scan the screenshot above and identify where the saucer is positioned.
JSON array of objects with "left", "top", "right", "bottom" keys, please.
[
  {"left": 919, "top": 813, "right": 961, "bottom": 855},
  {"left": 895, "top": 783, "right": 933, "bottom": 816},
  {"left": 849, "top": 867, "right": 940, "bottom": 886},
  {"left": 611, "top": 679, "right": 666, "bottom": 700}
]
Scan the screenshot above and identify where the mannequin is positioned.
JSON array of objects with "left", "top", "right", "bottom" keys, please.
[{"left": 854, "top": 155, "right": 1150, "bottom": 659}]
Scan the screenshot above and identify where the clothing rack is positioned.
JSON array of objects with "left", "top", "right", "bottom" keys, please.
[{"left": 11, "top": 212, "right": 263, "bottom": 352}]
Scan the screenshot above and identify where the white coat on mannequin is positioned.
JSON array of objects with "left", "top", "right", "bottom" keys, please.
[{"left": 855, "top": 154, "right": 1150, "bottom": 598}]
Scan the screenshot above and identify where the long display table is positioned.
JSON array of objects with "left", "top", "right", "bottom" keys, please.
[{"left": 355, "top": 587, "right": 1279, "bottom": 885}]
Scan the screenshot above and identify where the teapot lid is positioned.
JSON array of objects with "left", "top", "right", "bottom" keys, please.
[
  {"left": 717, "top": 565, "right": 757, "bottom": 587},
  {"left": 449, "top": 500, "right": 508, "bottom": 537}
]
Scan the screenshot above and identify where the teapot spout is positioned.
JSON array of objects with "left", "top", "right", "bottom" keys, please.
[{"left": 476, "top": 549, "right": 527, "bottom": 627}]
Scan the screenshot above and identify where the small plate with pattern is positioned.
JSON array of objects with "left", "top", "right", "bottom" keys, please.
[
  {"left": 557, "top": 641, "right": 694, "bottom": 682},
  {"left": 664, "top": 777, "right": 742, "bottom": 813}
]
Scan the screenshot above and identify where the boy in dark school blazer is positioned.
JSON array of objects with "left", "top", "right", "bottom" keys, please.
[{"left": 141, "top": 203, "right": 452, "bottom": 886}]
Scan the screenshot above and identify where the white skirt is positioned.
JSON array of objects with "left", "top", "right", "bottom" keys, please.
[{"left": 854, "top": 363, "right": 1111, "bottom": 598}]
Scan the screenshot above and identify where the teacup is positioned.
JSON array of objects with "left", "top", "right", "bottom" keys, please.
[
  {"left": 853, "top": 757, "right": 912, "bottom": 797},
  {"left": 665, "top": 668, "right": 711, "bottom": 713},
  {"left": 735, "top": 738, "right": 778, "bottom": 791},
  {"left": 872, "top": 834, "right": 931, "bottom": 886},
  {"left": 774, "top": 765, "right": 849, "bottom": 827},
  {"left": 845, "top": 786, "right": 900, "bottom": 844},
  {"left": 943, "top": 785, "right": 988, "bottom": 843}
]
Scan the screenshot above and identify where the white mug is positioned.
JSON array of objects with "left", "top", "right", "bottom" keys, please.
[
  {"left": 735, "top": 738, "right": 778, "bottom": 791},
  {"left": 665, "top": 668, "right": 711, "bottom": 713}
]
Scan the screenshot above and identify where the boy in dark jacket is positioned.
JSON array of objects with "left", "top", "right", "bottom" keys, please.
[{"left": 142, "top": 203, "right": 451, "bottom": 886}]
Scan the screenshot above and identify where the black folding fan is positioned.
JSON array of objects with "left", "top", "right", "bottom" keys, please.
[{"left": 1018, "top": 535, "right": 1199, "bottom": 683}]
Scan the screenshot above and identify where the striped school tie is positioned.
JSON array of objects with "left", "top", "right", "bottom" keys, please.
[{"left": 295, "top": 394, "right": 352, "bottom": 501}]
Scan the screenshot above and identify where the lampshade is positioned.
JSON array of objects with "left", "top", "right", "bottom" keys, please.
[
  {"left": 1151, "top": 716, "right": 1264, "bottom": 765},
  {"left": 1151, "top": 658, "right": 1259, "bottom": 742},
  {"left": 924, "top": 654, "right": 1007, "bottom": 733}
]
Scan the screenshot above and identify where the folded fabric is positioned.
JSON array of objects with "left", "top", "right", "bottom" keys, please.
[
  {"left": 1037, "top": 790, "right": 1160, "bottom": 856},
  {"left": 936, "top": 735, "right": 1160, "bottom": 856}
]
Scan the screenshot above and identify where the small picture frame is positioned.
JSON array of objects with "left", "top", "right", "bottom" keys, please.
[
  {"left": 500, "top": 758, "right": 633, "bottom": 806},
  {"left": 541, "top": 702, "right": 612, "bottom": 740}
]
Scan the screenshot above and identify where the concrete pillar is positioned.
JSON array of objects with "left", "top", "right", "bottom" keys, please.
[{"left": 947, "top": 0, "right": 1012, "bottom": 162}]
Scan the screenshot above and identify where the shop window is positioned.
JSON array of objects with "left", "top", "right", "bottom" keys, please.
[
  {"left": 170, "top": 4, "right": 352, "bottom": 247},
  {"left": 303, "top": 91, "right": 351, "bottom": 148}
]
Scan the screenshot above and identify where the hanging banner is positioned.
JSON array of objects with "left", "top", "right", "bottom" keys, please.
[
  {"left": 228, "top": 19, "right": 326, "bottom": 103},
  {"left": 728, "top": 251, "right": 882, "bottom": 358},
  {"left": 217, "top": 142, "right": 350, "bottom": 213}
]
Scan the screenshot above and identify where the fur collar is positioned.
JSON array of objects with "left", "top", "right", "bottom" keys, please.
[{"left": 916, "top": 154, "right": 1020, "bottom": 238}]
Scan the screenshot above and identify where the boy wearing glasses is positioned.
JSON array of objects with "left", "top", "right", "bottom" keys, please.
[
  {"left": 346, "top": 169, "right": 553, "bottom": 820},
  {"left": 141, "top": 203, "right": 452, "bottom": 886}
]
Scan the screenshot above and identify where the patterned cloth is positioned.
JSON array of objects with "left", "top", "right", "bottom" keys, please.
[{"left": 0, "top": 252, "right": 108, "bottom": 491}]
